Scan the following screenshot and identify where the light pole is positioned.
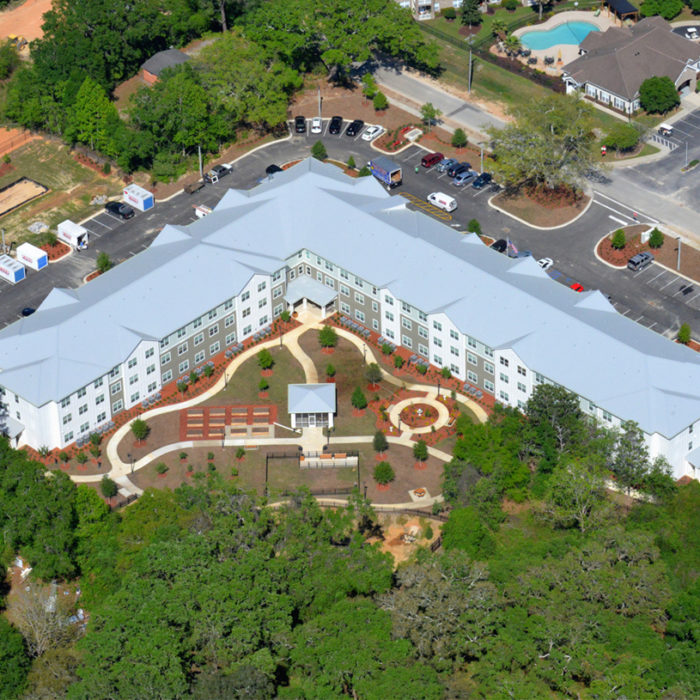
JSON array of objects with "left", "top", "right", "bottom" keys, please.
[
  {"left": 677, "top": 236, "right": 682, "bottom": 271},
  {"left": 127, "top": 452, "right": 134, "bottom": 474},
  {"left": 479, "top": 142, "right": 485, "bottom": 173},
  {"left": 437, "top": 378, "right": 441, "bottom": 398},
  {"left": 467, "top": 37, "right": 474, "bottom": 95}
]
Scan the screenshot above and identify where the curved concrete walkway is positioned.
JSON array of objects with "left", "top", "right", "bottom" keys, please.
[{"left": 388, "top": 397, "right": 450, "bottom": 435}]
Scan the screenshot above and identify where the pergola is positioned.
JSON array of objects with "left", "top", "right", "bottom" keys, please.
[{"left": 602, "top": 0, "right": 639, "bottom": 22}]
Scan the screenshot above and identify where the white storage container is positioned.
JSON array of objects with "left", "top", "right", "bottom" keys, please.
[
  {"left": 0, "top": 254, "right": 25, "bottom": 284},
  {"left": 16, "top": 242, "right": 48, "bottom": 271},
  {"left": 123, "top": 184, "right": 154, "bottom": 212}
]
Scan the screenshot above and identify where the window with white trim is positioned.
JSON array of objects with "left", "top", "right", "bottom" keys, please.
[
  {"left": 161, "top": 352, "right": 171, "bottom": 366},
  {"left": 130, "top": 392, "right": 140, "bottom": 403},
  {"left": 450, "top": 330, "right": 459, "bottom": 340},
  {"left": 162, "top": 370, "right": 173, "bottom": 383},
  {"left": 80, "top": 422, "right": 89, "bottom": 433},
  {"left": 467, "top": 352, "right": 477, "bottom": 365},
  {"left": 61, "top": 398, "right": 70, "bottom": 408},
  {"left": 450, "top": 346, "right": 459, "bottom": 356},
  {"left": 96, "top": 394, "right": 104, "bottom": 405},
  {"left": 257, "top": 281, "right": 266, "bottom": 292},
  {"left": 484, "top": 362, "right": 494, "bottom": 375},
  {"left": 450, "top": 364, "right": 459, "bottom": 374},
  {"left": 178, "top": 360, "right": 189, "bottom": 374},
  {"left": 258, "top": 298, "right": 267, "bottom": 309},
  {"left": 79, "top": 404, "right": 88, "bottom": 415},
  {"left": 259, "top": 316, "right": 268, "bottom": 326},
  {"left": 194, "top": 351, "right": 205, "bottom": 364},
  {"left": 355, "top": 310, "right": 365, "bottom": 323},
  {"left": 517, "top": 366, "right": 526, "bottom": 376},
  {"left": 433, "top": 355, "right": 443, "bottom": 365},
  {"left": 500, "top": 373, "right": 509, "bottom": 384},
  {"left": 97, "top": 412, "right": 106, "bottom": 423},
  {"left": 402, "top": 335, "right": 413, "bottom": 349},
  {"left": 273, "top": 286, "right": 283, "bottom": 299},
  {"left": 77, "top": 387, "right": 87, "bottom": 398},
  {"left": 110, "top": 381, "right": 121, "bottom": 395},
  {"left": 402, "top": 317, "right": 412, "bottom": 330},
  {"left": 384, "top": 295, "right": 394, "bottom": 305},
  {"left": 194, "top": 333, "right": 204, "bottom": 346},
  {"left": 225, "top": 315, "right": 235, "bottom": 328},
  {"left": 433, "top": 321, "right": 442, "bottom": 331},
  {"left": 193, "top": 318, "right": 202, "bottom": 329},
  {"left": 243, "top": 325, "right": 252, "bottom": 335},
  {"left": 273, "top": 303, "right": 283, "bottom": 317},
  {"left": 418, "top": 326, "right": 428, "bottom": 339},
  {"left": 433, "top": 338, "right": 442, "bottom": 347},
  {"left": 484, "top": 380, "right": 495, "bottom": 393},
  {"left": 340, "top": 284, "right": 350, "bottom": 296},
  {"left": 385, "top": 311, "right": 394, "bottom": 322},
  {"left": 372, "top": 319, "right": 379, "bottom": 330},
  {"left": 371, "top": 301, "right": 378, "bottom": 312},
  {"left": 499, "top": 391, "right": 509, "bottom": 402},
  {"left": 208, "top": 310, "right": 217, "bottom": 320},
  {"left": 210, "top": 341, "right": 221, "bottom": 355},
  {"left": 467, "top": 370, "right": 478, "bottom": 383},
  {"left": 340, "top": 302, "right": 351, "bottom": 314},
  {"left": 225, "top": 332, "right": 236, "bottom": 346},
  {"left": 418, "top": 343, "right": 428, "bottom": 357},
  {"left": 64, "top": 431, "right": 74, "bottom": 442},
  {"left": 241, "top": 291, "right": 250, "bottom": 302},
  {"left": 129, "top": 374, "right": 138, "bottom": 385},
  {"left": 209, "top": 324, "right": 219, "bottom": 336},
  {"left": 62, "top": 414, "right": 72, "bottom": 425},
  {"left": 385, "top": 329, "right": 395, "bottom": 339},
  {"left": 148, "top": 382, "right": 157, "bottom": 393},
  {"left": 518, "top": 382, "right": 526, "bottom": 393},
  {"left": 178, "top": 342, "right": 188, "bottom": 355},
  {"left": 500, "top": 357, "right": 509, "bottom": 367},
  {"left": 94, "top": 378, "right": 104, "bottom": 388},
  {"left": 354, "top": 292, "right": 364, "bottom": 305}
]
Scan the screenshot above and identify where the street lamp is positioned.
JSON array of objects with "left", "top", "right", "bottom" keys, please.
[
  {"left": 677, "top": 236, "right": 682, "bottom": 271},
  {"left": 437, "top": 378, "right": 441, "bottom": 398},
  {"left": 127, "top": 452, "right": 134, "bottom": 474},
  {"left": 466, "top": 36, "right": 474, "bottom": 95},
  {"left": 363, "top": 482, "right": 368, "bottom": 499}
]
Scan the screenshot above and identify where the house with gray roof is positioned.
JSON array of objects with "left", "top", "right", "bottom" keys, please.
[
  {"left": 562, "top": 17, "right": 700, "bottom": 113},
  {"left": 141, "top": 49, "right": 190, "bottom": 85},
  {"left": 0, "top": 158, "right": 699, "bottom": 479}
]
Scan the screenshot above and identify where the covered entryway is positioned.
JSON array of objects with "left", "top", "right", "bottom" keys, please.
[
  {"left": 288, "top": 383, "right": 336, "bottom": 430},
  {"left": 284, "top": 276, "right": 337, "bottom": 319}
]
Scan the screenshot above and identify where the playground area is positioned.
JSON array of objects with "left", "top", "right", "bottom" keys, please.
[{"left": 0, "top": 177, "right": 48, "bottom": 217}]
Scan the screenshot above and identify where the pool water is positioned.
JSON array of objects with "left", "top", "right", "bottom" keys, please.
[{"left": 521, "top": 21, "right": 599, "bottom": 50}]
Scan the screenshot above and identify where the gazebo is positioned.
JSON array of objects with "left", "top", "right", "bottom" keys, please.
[
  {"left": 602, "top": 0, "right": 639, "bottom": 22},
  {"left": 287, "top": 384, "right": 336, "bottom": 429}
]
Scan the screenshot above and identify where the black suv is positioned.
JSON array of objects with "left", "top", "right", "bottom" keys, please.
[
  {"left": 490, "top": 239, "right": 508, "bottom": 254},
  {"left": 345, "top": 119, "right": 364, "bottom": 137},
  {"left": 472, "top": 173, "right": 493, "bottom": 190},
  {"left": 447, "top": 161, "right": 470, "bottom": 178},
  {"left": 265, "top": 164, "right": 283, "bottom": 176},
  {"left": 294, "top": 116, "right": 306, "bottom": 133},
  {"left": 105, "top": 201, "right": 135, "bottom": 220},
  {"left": 329, "top": 115, "right": 343, "bottom": 134}
]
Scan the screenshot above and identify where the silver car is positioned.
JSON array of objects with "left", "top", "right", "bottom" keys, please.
[{"left": 436, "top": 158, "right": 457, "bottom": 173}]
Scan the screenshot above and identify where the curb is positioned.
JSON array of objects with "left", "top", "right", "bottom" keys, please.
[{"left": 487, "top": 190, "right": 594, "bottom": 231}]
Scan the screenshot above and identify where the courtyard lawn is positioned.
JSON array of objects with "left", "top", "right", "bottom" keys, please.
[{"left": 266, "top": 457, "right": 358, "bottom": 498}]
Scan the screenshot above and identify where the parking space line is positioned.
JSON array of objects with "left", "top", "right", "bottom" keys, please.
[
  {"left": 659, "top": 276, "right": 678, "bottom": 291},
  {"left": 472, "top": 187, "right": 489, "bottom": 197},
  {"left": 647, "top": 270, "right": 665, "bottom": 283},
  {"left": 90, "top": 217, "right": 113, "bottom": 229}
]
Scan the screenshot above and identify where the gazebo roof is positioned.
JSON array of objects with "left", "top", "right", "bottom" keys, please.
[{"left": 288, "top": 384, "right": 337, "bottom": 414}]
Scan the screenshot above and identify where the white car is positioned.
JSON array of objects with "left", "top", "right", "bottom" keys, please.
[
  {"left": 361, "top": 125, "right": 383, "bottom": 141},
  {"left": 538, "top": 257, "right": 554, "bottom": 271},
  {"left": 685, "top": 27, "right": 698, "bottom": 40},
  {"left": 310, "top": 117, "right": 323, "bottom": 134}
]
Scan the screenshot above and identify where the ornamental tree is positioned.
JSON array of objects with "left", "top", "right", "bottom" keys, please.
[
  {"left": 373, "top": 461, "right": 395, "bottom": 484},
  {"left": 611, "top": 229, "right": 626, "bottom": 250},
  {"left": 319, "top": 325, "right": 338, "bottom": 348},
  {"left": 366, "top": 363, "right": 382, "bottom": 385},
  {"left": 351, "top": 386, "right": 368, "bottom": 410},
  {"left": 373, "top": 430, "right": 388, "bottom": 454},
  {"left": 648, "top": 228, "right": 664, "bottom": 249},
  {"left": 257, "top": 348, "right": 274, "bottom": 370},
  {"left": 413, "top": 440, "right": 428, "bottom": 462},
  {"left": 603, "top": 123, "right": 640, "bottom": 151},
  {"left": 131, "top": 418, "right": 150, "bottom": 443},
  {"left": 677, "top": 323, "right": 691, "bottom": 345},
  {"left": 639, "top": 76, "right": 680, "bottom": 113},
  {"left": 373, "top": 91, "right": 388, "bottom": 111},
  {"left": 451, "top": 128, "right": 468, "bottom": 148}
]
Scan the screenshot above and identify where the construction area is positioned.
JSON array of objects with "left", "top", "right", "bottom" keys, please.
[{"left": 0, "top": 177, "right": 48, "bottom": 217}]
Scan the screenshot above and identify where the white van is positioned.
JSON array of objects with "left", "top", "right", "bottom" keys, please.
[{"left": 427, "top": 192, "right": 457, "bottom": 213}]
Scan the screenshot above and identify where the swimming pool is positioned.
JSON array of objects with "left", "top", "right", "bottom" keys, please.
[{"left": 520, "top": 21, "right": 599, "bottom": 50}]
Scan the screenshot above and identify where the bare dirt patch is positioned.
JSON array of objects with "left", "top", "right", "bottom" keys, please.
[
  {"left": 0, "top": 177, "right": 48, "bottom": 217},
  {"left": 492, "top": 188, "right": 590, "bottom": 227},
  {"left": 0, "top": 0, "right": 53, "bottom": 42},
  {"left": 375, "top": 515, "right": 442, "bottom": 565}
]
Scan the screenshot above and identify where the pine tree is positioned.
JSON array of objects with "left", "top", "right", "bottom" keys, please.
[{"left": 461, "top": 0, "right": 482, "bottom": 27}]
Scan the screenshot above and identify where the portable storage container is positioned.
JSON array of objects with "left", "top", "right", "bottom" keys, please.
[
  {"left": 0, "top": 254, "right": 25, "bottom": 284},
  {"left": 123, "top": 184, "right": 154, "bottom": 212},
  {"left": 16, "top": 242, "right": 48, "bottom": 271}
]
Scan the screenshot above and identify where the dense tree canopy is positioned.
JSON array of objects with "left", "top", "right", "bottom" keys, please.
[{"left": 639, "top": 75, "right": 681, "bottom": 113}]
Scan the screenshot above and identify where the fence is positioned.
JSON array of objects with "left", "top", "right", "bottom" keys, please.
[
  {"left": 371, "top": 505, "right": 450, "bottom": 522},
  {"left": 301, "top": 450, "right": 360, "bottom": 469},
  {"left": 648, "top": 133, "right": 679, "bottom": 151}
]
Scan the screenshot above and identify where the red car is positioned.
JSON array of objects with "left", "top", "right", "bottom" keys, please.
[
  {"left": 421, "top": 152, "right": 443, "bottom": 168},
  {"left": 570, "top": 283, "right": 584, "bottom": 292}
]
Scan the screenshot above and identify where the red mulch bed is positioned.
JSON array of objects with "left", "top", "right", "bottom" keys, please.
[
  {"left": 399, "top": 403, "right": 438, "bottom": 428},
  {"left": 376, "top": 483, "right": 391, "bottom": 491},
  {"left": 73, "top": 152, "right": 110, "bottom": 177},
  {"left": 352, "top": 408, "right": 366, "bottom": 417},
  {"left": 321, "top": 347, "right": 335, "bottom": 355},
  {"left": 261, "top": 368, "right": 273, "bottom": 377},
  {"left": 0, "top": 161, "right": 14, "bottom": 177},
  {"left": 85, "top": 270, "right": 101, "bottom": 282},
  {"left": 597, "top": 225, "right": 659, "bottom": 267},
  {"left": 40, "top": 240, "right": 71, "bottom": 261},
  {"left": 414, "top": 462, "right": 427, "bottom": 470}
]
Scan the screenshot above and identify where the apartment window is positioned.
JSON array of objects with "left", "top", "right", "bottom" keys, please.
[
  {"left": 15, "top": 411, "right": 19, "bottom": 420},
  {"left": 193, "top": 318, "right": 202, "bottom": 329},
  {"left": 402, "top": 335, "right": 413, "bottom": 349},
  {"left": 484, "top": 362, "right": 494, "bottom": 375},
  {"left": 162, "top": 370, "right": 173, "bottom": 383},
  {"left": 500, "top": 373, "right": 509, "bottom": 384},
  {"left": 97, "top": 412, "right": 106, "bottom": 423},
  {"left": 355, "top": 310, "right": 365, "bottom": 323},
  {"left": 273, "top": 270, "right": 282, "bottom": 281},
  {"left": 588, "top": 402, "right": 596, "bottom": 413},
  {"left": 209, "top": 324, "right": 220, "bottom": 336},
  {"left": 94, "top": 378, "right": 104, "bottom": 389},
  {"left": 450, "top": 346, "right": 459, "bottom": 357},
  {"left": 418, "top": 311, "right": 427, "bottom": 322},
  {"left": 257, "top": 299, "right": 267, "bottom": 310},
  {"left": 79, "top": 404, "right": 88, "bottom": 415},
  {"left": 467, "top": 370, "right": 478, "bottom": 383},
  {"left": 273, "top": 287, "right": 283, "bottom": 299},
  {"left": 450, "top": 364, "right": 459, "bottom": 374},
  {"left": 340, "top": 302, "right": 351, "bottom": 314},
  {"left": 499, "top": 391, "right": 509, "bottom": 402},
  {"left": 130, "top": 392, "right": 140, "bottom": 403},
  {"left": 95, "top": 394, "right": 104, "bottom": 405},
  {"left": 325, "top": 260, "right": 333, "bottom": 271},
  {"left": 384, "top": 295, "right": 394, "bottom": 305},
  {"left": 340, "top": 284, "right": 350, "bottom": 296},
  {"left": 194, "top": 351, "right": 205, "bottom": 364},
  {"left": 418, "top": 326, "right": 428, "bottom": 339},
  {"left": 194, "top": 333, "right": 204, "bottom": 346},
  {"left": 148, "top": 382, "right": 157, "bottom": 394},
  {"left": 147, "top": 364, "right": 155, "bottom": 375},
  {"left": 372, "top": 319, "right": 379, "bottom": 330},
  {"left": 178, "top": 342, "right": 188, "bottom": 356},
  {"left": 484, "top": 346, "right": 494, "bottom": 359},
  {"left": 418, "top": 343, "right": 428, "bottom": 357},
  {"left": 61, "top": 398, "right": 70, "bottom": 408},
  {"left": 225, "top": 298, "right": 234, "bottom": 309},
  {"left": 433, "top": 321, "right": 442, "bottom": 332},
  {"left": 433, "top": 355, "right": 443, "bottom": 366},
  {"left": 401, "top": 302, "right": 411, "bottom": 313},
  {"left": 518, "top": 400, "right": 526, "bottom": 410},
  {"left": 535, "top": 373, "right": 544, "bottom": 384},
  {"left": 177, "top": 328, "right": 186, "bottom": 338},
  {"left": 208, "top": 310, "right": 217, "bottom": 320},
  {"left": 354, "top": 292, "right": 365, "bottom": 305},
  {"left": 161, "top": 352, "right": 171, "bottom": 366},
  {"left": 129, "top": 374, "right": 138, "bottom": 385},
  {"left": 371, "top": 301, "right": 379, "bottom": 312},
  {"left": 77, "top": 387, "right": 87, "bottom": 398},
  {"left": 64, "top": 432, "right": 73, "bottom": 443},
  {"left": 80, "top": 422, "right": 89, "bottom": 434},
  {"left": 386, "top": 329, "right": 395, "bottom": 339},
  {"left": 273, "top": 303, "right": 282, "bottom": 317},
  {"left": 484, "top": 380, "right": 495, "bottom": 393},
  {"left": 450, "top": 330, "right": 459, "bottom": 340},
  {"left": 517, "top": 366, "right": 526, "bottom": 376},
  {"left": 160, "top": 337, "right": 170, "bottom": 348},
  {"left": 340, "top": 269, "right": 349, "bottom": 280},
  {"left": 225, "top": 332, "right": 236, "bottom": 346},
  {"left": 689, "top": 441, "right": 694, "bottom": 451},
  {"left": 467, "top": 336, "right": 477, "bottom": 349},
  {"left": 178, "top": 360, "right": 190, "bottom": 374},
  {"left": 354, "top": 277, "right": 363, "bottom": 288},
  {"left": 518, "top": 382, "right": 526, "bottom": 393},
  {"left": 242, "top": 307, "right": 251, "bottom": 318},
  {"left": 110, "top": 381, "right": 122, "bottom": 395},
  {"left": 433, "top": 338, "right": 442, "bottom": 348},
  {"left": 467, "top": 352, "right": 477, "bottom": 365},
  {"left": 62, "top": 414, "right": 72, "bottom": 425},
  {"left": 385, "top": 311, "right": 394, "bottom": 322},
  {"left": 225, "top": 314, "right": 235, "bottom": 328},
  {"left": 602, "top": 411, "right": 612, "bottom": 422},
  {"left": 317, "top": 271, "right": 323, "bottom": 282},
  {"left": 112, "top": 399, "right": 123, "bottom": 413},
  {"left": 689, "top": 424, "right": 694, "bottom": 434},
  {"left": 500, "top": 357, "right": 509, "bottom": 367},
  {"left": 243, "top": 325, "right": 252, "bottom": 335},
  {"left": 210, "top": 341, "right": 221, "bottom": 355},
  {"left": 289, "top": 270, "right": 296, "bottom": 280},
  {"left": 257, "top": 281, "right": 266, "bottom": 292},
  {"left": 241, "top": 291, "right": 250, "bottom": 302},
  {"left": 259, "top": 316, "right": 268, "bottom": 326},
  {"left": 402, "top": 318, "right": 412, "bottom": 330}
]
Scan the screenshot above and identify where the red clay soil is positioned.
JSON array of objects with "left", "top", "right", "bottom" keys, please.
[
  {"left": 0, "top": 0, "right": 52, "bottom": 42},
  {"left": 85, "top": 270, "right": 101, "bottom": 282},
  {"left": 40, "top": 240, "right": 71, "bottom": 261}
]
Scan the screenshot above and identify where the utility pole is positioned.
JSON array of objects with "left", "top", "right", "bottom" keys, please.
[
  {"left": 677, "top": 236, "right": 682, "bottom": 271},
  {"left": 467, "top": 38, "right": 473, "bottom": 95},
  {"left": 318, "top": 86, "right": 322, "bottom": 119}
]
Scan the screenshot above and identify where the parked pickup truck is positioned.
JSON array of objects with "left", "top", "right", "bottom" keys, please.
[
  {"left": 184, "top": 180, "right": 205, "bottom": 195},
  {"left": 368, "top": 156, "right": 402, "bottom": 188}
]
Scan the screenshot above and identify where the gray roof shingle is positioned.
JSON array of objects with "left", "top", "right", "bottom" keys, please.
[{"left": 141, "top": 49, "right": 189, "bottom": 77}]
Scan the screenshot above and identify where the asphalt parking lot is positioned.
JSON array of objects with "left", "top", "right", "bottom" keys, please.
[{"left": 0, "top": 122, "right": 698, "bottom": 340}]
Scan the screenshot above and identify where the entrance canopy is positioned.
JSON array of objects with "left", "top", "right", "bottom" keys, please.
[{"left": 284, "top": 276, "right": 337, "bottom": 308}]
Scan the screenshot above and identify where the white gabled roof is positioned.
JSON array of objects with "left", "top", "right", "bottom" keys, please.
[
  {"left": 0, "top": 158, "right": 699, "bottom": 439},
  {"left": 288, "top": 383, "right": 337, "bottom": 415}
]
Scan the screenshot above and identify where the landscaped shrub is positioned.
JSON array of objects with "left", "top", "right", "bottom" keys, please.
[
  {"left": 366, "top": 363, "right": 382, "bottom": 385},
  {"left": 156, "top": 462, "right": 168, "bottom": 474},
  {"left": 611, "top": 229, "right": 626, "bottom": 249},
  {"left": 280, "top": 310, "right": 291, "bottom": 322},
  {"left": 326, "top": 363, "right": 336, "bottom": 378},
  {"left": 59, "top": 451, "right": 69, "bottom": 463},
  {"left": 177, "top": 380, "right": 188, "bottom": 395},
  {"left": 358, "top": 165, "right": 371, "bottom": 177},
  {"left": 373, "top": 430, "right": 388, "bottom": 453},
  {"left": 207, "top": 462, "right": 216, "bottom": 472},
  {"left": 189, "top": 371, "right": 198, "bottom": 385},
  {"left": 131, "top": 418, "right": 150, "bottom": 443},
  {"left": 503, "top": 0, "right": 519, "bottom": 11},
  {"left": 417, "top": 364, "right": 428, "bottom": 375},
  {"left": 467, "top": 218, "right": 482, "bottom": 235},
  {"left": 258, "top": 348, "right": 274, "bottom": 370},
  {"left": 203, "top": 365, "right": 214, "bottom": 378},
  {"left": 259, "top": 378, "right": 269, "bottom": 392},
  {"left": 678, "top": 323, "right": 691, "bottom": 345},
  {"left": 231, "top": 467, "right": 239, "bottom": 477},
  {"left": 90, "top": 445, "right": 101, "bottom": 458},
  {"left": 424, "top": 525, "right": 434, "bottom": 540},
  {"left": 441, "top": 367, "right": 452, "bottom": 379},
  {"left": 347, "top": 155, "right": 356, "bottom": 170},
  {"left": 381, "top": 343, "right": 393, "bottom": 355},
  {"left": 451, "top": 128, "right": 467, "bottom": 148},
  {"left": 648, "top": 228, "right": 664, "bottom": 248},
  {"left": 351, "top": 386, "right": 368, "bottom": 410},
  {"left": 100, "top": 476, "right": 118, "bottom": 499},
  {"left": 413, "top": 440, "right": 429, "bottom": 462},
  {"left": 311, "top": 140, "right": 327, "bottom": 161},
  {"left": 374, "top": 461, "right": 395, "bottom": 484},
  {"left": 443, "top": 7, "right": 457, "bottom": 19},
  {"left": 362, "top": 73, "right": 377, "bottom": 99},
  {"left": 373, "top": 92, "right": 388, "bottom": 111},
  {"left": 603, "top": 123, "right": 640, "bottom": 151},
  {"left": 75, "top": 451, "right": 88, "bottom": 465},
  {"left": 393, "top": 355, "right": 404, "bottom": 369},
  {"left": 207, "top": 451, "right": 215, "bottom": 461},
  {"left": 319, "top": 325, "right": 338, "bottom": 348},
  {"left": 236, "top": 447, "right": 246, "bottom": 460}
]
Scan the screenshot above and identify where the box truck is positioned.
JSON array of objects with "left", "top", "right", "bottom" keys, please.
[
  {"left": 57, "top": 220, "right": 89, "bottom": 250},
  {"left": 16, "top": 242, "right": 48, "bottom": 271},
  {"left": 368, "top": 157, "right": 402, "bottom": 188},
  {"left": 0, "top": 254, "right": 25, "bottom": 284},
  {"left": 123, "top": 183, "right": 154, "bottom": 212}
]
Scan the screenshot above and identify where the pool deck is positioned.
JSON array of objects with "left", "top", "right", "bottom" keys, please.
[{"left": 509, "top": 10, "right": 618, "bottom": 74}]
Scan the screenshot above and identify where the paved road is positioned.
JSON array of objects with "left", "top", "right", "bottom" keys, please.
[{"left": 0, "top": 125, "right": 697, "bottom": 341}]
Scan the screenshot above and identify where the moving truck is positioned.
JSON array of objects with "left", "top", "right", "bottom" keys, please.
[
  {"left": 57, "top": 220, "right": 89, "bottom": 250},
  {"left": 368, "top": 157, "right": 402, "bottom": 188},
  {"left": 16, "top": 242, "right": 48, "bottom": 271},
  {"left": 0, "top": 254, "right": 25, "bottom": 284}
]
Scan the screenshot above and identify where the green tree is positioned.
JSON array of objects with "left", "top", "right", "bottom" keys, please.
[
  {"left": 259, "top": 377, "right": 269, "bottom": 392},
  {"left": 351, "top": 386, "right": 368, "bottom": 410},
  {"left": 648, "top": 227, "right": 664, "bottom": 248},
  {"left": 487, "top": 94, "right": 600, "bottom": 192},
  {"left": 451, "top": 127, "right": 468, "bottom": 148},
  {"left": 362, "top": 73, "right": 378, "bottom": 99},
  {"left": 318, "top": 324, "right": 338, "bottom": 348},
  {"left": 365, "top": 363, "right": 382, "bottom": 385},
  {"left": 441, "top": 505, "right": 496, "bottom": 558},
  {"left": 325, "top": 362, "right": 336, "bottom": 378},
  {"left": 66, "top": 76, "right": 120, "bottom": 154},
  {"left": 677, "top": 322, "right": 691, "bottom": 345},
  {"left": 100, "top": 476, "right": 118, "bottom": 501},
  {"left": 0, "top": 39, "right": 20, "bottom": 80},
  {"left": 413, "top": 439, "right": 428, "bottom": 462},
  {"left": 0, "top": 617, "right": 30, "bottom": 698},
  {"left": 373, "top": 91, "right": 388, "bottom": 111},
  {"left": 393, "top": 354, "right": 404, "bottom": 369},
  {"left": 525, "top": 383, "right": 585, "bottom": 456},
  {"left": 640, "top": 0, "right": 684, "bottom": 19},
  {"left": 503, "top": 33, "right": 521, "bottom": 55},
  {"left": 491, "top": 18, "right": 507, "bottom": 38},
  {"left": 311, "top": 140, "right": 327, "bottom": 160},
  {"left": 373, "top": 430, "right": 388, "bottom": 453},
  {"left": 610, "top": 420, "right": 652, "bottom": 493},
  {"left": 257, "top": 348, "right": 274, "bottom": 370},
  {"left": 96, "top": 251, "right": 113, "bottom": 273},
  {"left": 604, "top": 122, "right": 641, "bottom": 151},
  {"left": 358, "top": 165, "right": 371, "bottom": 177},
  {"left": 612, "top": 228, "right": 626, "bottom": 249},
  {"left": 467, "top": 218, "right": 482, "bottom": 234},
  {"left": 374, "top": 461, "right": 395, "bottom": 484},
  {"left": 639, "top": 75, "right": 680, "bottom": 113},
  {"left": 420, "top": 102, "right": 442, "bottom": 131},
  {"left": 461, "top": 0, "right": 482, "bottom": 27},
  {"left": 131, "top": 418, "right": 150, "bottom": 443},
  {"left": 347, "top": 155, "right": 356, "bottom": 170}
]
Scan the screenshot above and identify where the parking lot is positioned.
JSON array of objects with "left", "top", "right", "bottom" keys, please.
[{"left": 663, "top": 110, "right": 700, "bottom": 152}]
